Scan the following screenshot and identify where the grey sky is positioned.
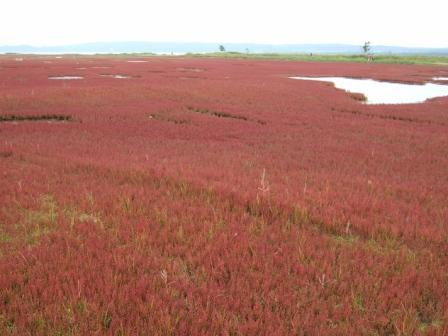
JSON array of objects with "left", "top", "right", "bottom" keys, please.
[{"left": 1, "top": 0, "right": 447, "bottom": 47}]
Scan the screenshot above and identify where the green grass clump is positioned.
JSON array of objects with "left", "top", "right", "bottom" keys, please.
[{"left": 186, "top": 52, "right": 448, "bottom": 65}]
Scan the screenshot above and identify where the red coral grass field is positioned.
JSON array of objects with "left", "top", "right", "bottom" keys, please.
[{"left": 1, "top": 54, "right": 448, "bottom": 335}]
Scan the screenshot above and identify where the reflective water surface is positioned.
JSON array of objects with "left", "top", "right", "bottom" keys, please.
[
  {"left": 100, "top": 74, "right": 131, "bottom": 79},
  {"left": 290, "top": 76, "right": 448, "bottom": 104},
  {"left": 48, "top": 76, "right": 84, "bottom": 80}
]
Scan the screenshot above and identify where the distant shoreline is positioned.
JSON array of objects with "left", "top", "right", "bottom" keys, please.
[
  {"left": 1, "top": 42, "right": 447, "bottom": 56},
  {"left": 2, "top": 52, "right": 447, "bottom": 66}
]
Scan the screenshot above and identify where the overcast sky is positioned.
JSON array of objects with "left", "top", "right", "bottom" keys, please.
[{"left": 1, "top": 0, "right": 447, "bottom": 47}]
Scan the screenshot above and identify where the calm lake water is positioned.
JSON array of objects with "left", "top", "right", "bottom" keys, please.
[{"left": 290, "top": 77, "right": 448, "bottom": 104}]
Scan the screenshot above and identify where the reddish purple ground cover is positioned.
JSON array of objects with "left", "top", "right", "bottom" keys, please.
[{"left": 1, "top": 55, "right": 447, "bottom": 335}]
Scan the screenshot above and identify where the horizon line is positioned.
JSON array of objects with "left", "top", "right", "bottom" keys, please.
[{"left": 1, "top": 41, "right": 448, "bottom": 49}]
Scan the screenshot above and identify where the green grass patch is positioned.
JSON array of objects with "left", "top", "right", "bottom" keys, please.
[
  {"left": 18, "top": 195, "right": 59, "bottom": 245},
  {"left": 186, "top": 52, "right": 448, "bottom": 65},
  {"left": 0, "top": 228, "right": 11, "bottom": 244}
]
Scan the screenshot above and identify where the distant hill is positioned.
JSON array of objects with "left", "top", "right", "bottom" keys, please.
[{"left": 1, "top": 42, "right": 448, "bottom": 55}]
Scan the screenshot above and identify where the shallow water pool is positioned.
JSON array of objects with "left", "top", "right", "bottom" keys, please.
[
  {"left": 101, "top": 74, "right": 131, "bottom": 79},
  {"left": 48, "top": 76, "right": 84, "bottom": 80},
  {"left": 290, "top": 76, "right": 448, "bottom": 104}
]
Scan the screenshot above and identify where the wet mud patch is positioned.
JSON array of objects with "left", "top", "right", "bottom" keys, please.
[
  {"left": 149, "top": 113, "right": 190, "bottom": 125},
  {"left": 0, "top": 114, "right": 74, "bottom": 123},
  {"left": 187, "top": 106, "right": 266, "bottom": 125},
  {"left": 331, "top": 107, "right": 444, "bottom": 125},
  {"left": 0, "top": 151, "right": 13, "bottom": 158},
  {"left": 349, "top": 92, "right": 368, "bottom": 102}
]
